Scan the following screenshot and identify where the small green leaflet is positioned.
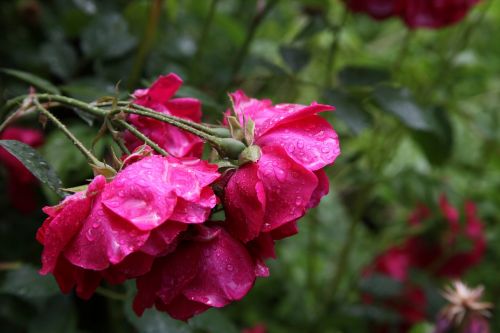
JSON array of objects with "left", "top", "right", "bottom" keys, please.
[{"left": 0, "top": 140, "right": 65, "bottom": 197}]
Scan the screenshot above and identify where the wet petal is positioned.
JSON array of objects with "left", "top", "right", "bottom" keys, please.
[
  {"left": 257, "top": 116, "right": 340, "bottom": 171},
  {"left": 102, "top": 156, "right": 177, "bottom": 231},
  {"left": 257, "top": 146, "right": 317, "bottom": 232},
  {"left": 224, "top": 163, "right": 266, "bottom": 242}
]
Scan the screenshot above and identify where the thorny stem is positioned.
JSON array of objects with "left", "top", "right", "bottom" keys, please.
[
  {"left": 117, "top": 106, "right": 222, "bottom": 146},
  {"left": 97, "top": 101, "right": 230, "bottom": 138},
  {"left": 116, "top": 119, "right": 168, "bottom": 156},
  {"left": 34, "top": 99, "right": 103, "bottom": 166},
  {"left": 3, "top": 93, "right": 243, "bottom": 158}
]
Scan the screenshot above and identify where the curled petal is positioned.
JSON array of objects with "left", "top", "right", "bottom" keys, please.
[
  {"left": 307, "top": 169, "right": 330, "bottom": 209},
  {"left": 257, "top": 116, "right": 340, "bottom": 171},
  {"left": 133, "top": 74, "right": 183, "bottom": 104},
  {"left": 230, "top": 90, "right": 334, "bottom": 139}
]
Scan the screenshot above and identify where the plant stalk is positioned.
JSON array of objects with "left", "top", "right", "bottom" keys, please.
[{"left": 34, "top": 99, "right": 102, "bottom": 166}]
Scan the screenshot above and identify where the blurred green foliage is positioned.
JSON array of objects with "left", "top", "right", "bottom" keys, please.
[{"left": 1, "top": 0, "right": 499, "bottom": 332}]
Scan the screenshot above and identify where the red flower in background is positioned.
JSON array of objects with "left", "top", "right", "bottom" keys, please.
[
  {"left": 0, "top": 127, "right": 44, "bottom": 213},
  {"left": 37, "top": 155, "right": 219, "bottom": 299},
  {"left": 242, "top": 324, "right": 267, "bottom": 333},
  {"left": 363, "top": 195, "right": 486, "bottom": 332},
  {"left": 125, "top": 74, "right": 204, "bottom": 158},
  {"left": 345, "top": 0, "right": 481, "bottom": 29}
]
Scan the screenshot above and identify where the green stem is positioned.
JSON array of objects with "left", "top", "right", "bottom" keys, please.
[
  {"left": 96, "top": 287, "right": 128, "bottom": 301},
  {"left": 324, "top": 7, "right": 349, "bottom": 88},
  {"left": 191, "top": 0, "right": 219, "bottom": 79},
  {"left": 392, "top": 29, "right": 413, "bottom": 73},
  {"left": 127, "top": 0, "right": 164, "bottom": 90},
  {"left": 98, "top": 101, "right": 229, "bottom": 138},
  {"left": 227, "top": 0, "right": 279, "bottom": 90},
  {"left": 115, "top": 119, "right": 168, "bottom": 156},
  {"left": 34, "top": 99, "right": 102, "bottom": 166},
  {"left": 118, "top": 106, "right": 221, "bottom": 146}
]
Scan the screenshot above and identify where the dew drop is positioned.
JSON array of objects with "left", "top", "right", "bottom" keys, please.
[
  {"left": 92, "top": 222, "right": 100, "bottom": 228},
  {"left": 297, "top": 140, "right": 304, "bottom": 149},
  {"left": 226, "top": 264, "right": 234, "bottom": 272}
]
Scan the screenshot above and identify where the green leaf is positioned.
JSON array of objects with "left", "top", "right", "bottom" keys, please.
[
  {"left": 339, "top": 66, "right": 390, "bottom": 87},
  {"left": 373, "top": 85, "right": 430, "bottom": 130},
  {"left": 324, "top": 89, "right": 372, "bottom": 134},
  {"left": 27, "top": 296, "right": 77, "bottom": 333},
  {"left": 124, "top": 300, "right": 192, "bottom": 333},
  {"left": 279, "top": 46, "right": 311, "bottom": 73},
  {"left": 81, "top": 14, "right": 137, "bottom": 59},
  {"left": 188, "top": 310, "right": 239, "bottom": 333},
  {"left": 0, "top": 140, "right": 65, "bottom": 197},
  {"left": 408, "top": 322, "right": 434, "bottom": 333},
  {"left": 360, "top": 274, "right": 404, "bottom": 299},
  {"left": 40, "top": 40, "right": 78, "bottom": 80},
  {"left": 1, "top": 265, "right": 59, "bottom": 300},
  {"left": 0, "top": 68, "right": 60, "bottom": 94},
  {"left": 412, "top": 107, "right": 453, "bottom": 165},
  {"left": 293, "top": 15, "right": 327, "bottom": 42}
]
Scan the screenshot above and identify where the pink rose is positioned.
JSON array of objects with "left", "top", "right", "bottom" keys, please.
[
  {"left": 0, "top": 127, "right": 44, "bottom": 213},
  {"left": 133, "top": 225, "right": 260, "bottom": 321},
  {"left": 222, "top": 91, "right": 339, "bottom": 243},
  {"left": 36, "top": 155, "right": 219, "bottom": 299},
  {"left": 125, "top": 73, "right": 204, "bottom": 158}
]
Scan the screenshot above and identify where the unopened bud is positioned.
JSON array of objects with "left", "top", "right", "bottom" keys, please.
[{"left": 217, "top": 138, "right": 247, "bottom": 160}]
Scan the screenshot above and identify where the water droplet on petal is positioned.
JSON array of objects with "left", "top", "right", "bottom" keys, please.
[
  {"left": 226, "top": 264, "right": 234, "bottom": 272},
  {"left": 297, "top": 140, "right": 304, "bottom": 149}
]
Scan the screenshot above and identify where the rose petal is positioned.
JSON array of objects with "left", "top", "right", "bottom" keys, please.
[
  {"left": 133, "top": 74, "right": 183, "bottom": 104},
  {"left": 166, "top": 97, "right": 202, "bottom": 123},
  {"left": 102, "top": 156, "right": 177, "bottom": 231},
  {"left": 64, "top": 201, "right": 150, "bottom": 270},
  {"left": 224, "top": 163, "right": 266, "bottom": 242},
  {"left": 182, "top": 228, "right": 256, "bottom": 308},
  {"left": 307, "top": 169, "right": 330, "bottom": 209},
  {"left": 230, "top": 90, "right": 334, "bottom": 138},
  {"left": 258, "top": 146, "right": 318, "bottom": 232},
  {"left": 257, "top": 115, "right": 340, "bottom": 171}
]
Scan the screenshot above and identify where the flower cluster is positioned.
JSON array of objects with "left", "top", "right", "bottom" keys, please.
[
  {"left": 345, "top": 0, "right": 481, "bottom": 29},
  {"left": 362, "top": 195, "right": 486, "bottom": 332},
  {"left": 36, "top": 74, "right": 340, "bottom": 320},
  {"left": 0, "top": 126, "right": 44, "bottom": 213}
]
